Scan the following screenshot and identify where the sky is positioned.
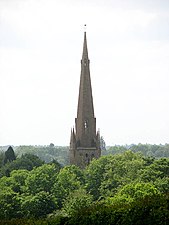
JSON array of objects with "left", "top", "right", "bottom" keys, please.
[{"left": 0, "top": 0, "right": 169, "bottom": 146}]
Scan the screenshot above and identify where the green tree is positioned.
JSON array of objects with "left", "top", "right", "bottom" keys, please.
[
  {"left": 63, "top": 188, "right": 93, "bottom": 217},
  {"left": 0, "top": 151, "right": 4, "bottom": 168},
  {"left": 154, "top": 177, "right": 169, "bottom": 194},
  {"left": 0, "top": 154, "right": 44, "bottom": 177},
  {"left": 4, "top": 146, "right": 16, "bottom": 164},
  {"left": 0, "top": 188, "right": 21, "bottom": 219},
  {"left": 140, "top": 158, "right": 169, "bottom": 182},
  {"left": 53, "top": 165, "right": 84, "bottom": 208},
  {"left": 113, "top": 182, "right": 160, "bottom": 203},
  {"left": 99, "top": 151, "right": 144, "bottom": 198},
  {"left": 0, "top": 169, "right": 29, "bottom": 194},
  {"left": 21, "top": 191, "right": 57, "bottom": 218},
  {"left": 66, "top": 194, "right": 169, "bottom": 225},
  {"left": 25, "top": 164, "right": 58, "bottom": 195},
  {"left": 85, "top": 155, "right": 111, "bottom": 200},
  {"left": 15, "top": 145, "right": 69, "bottom": 165}
]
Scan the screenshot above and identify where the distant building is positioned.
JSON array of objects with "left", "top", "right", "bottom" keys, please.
[{"left": 69, "top": 31, "right": 101, "bottom": 168}]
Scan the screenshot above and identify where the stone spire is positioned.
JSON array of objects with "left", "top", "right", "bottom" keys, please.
[
  {"left": 70, "top": 31, "right": 101, "bottom": 168},
  {"left": 77, "top": 32, "right": 94, "bottom": 118},
  {"left": 76, "top": 31, "right": 95, "bottom": 147},
  {"left": 82, "top": 31, "right": 89, "bottom": 60}
]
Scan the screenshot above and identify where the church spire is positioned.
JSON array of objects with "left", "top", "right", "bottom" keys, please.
[
  {"left": 76, "top": 31, "right": 95, "bottom": 147},
  {"left": 69, "top": 30, "right": 101, "bottom": 168},
  {"left": 82, "top": 31, "right": 88, "bottom": 60},
  {"left": 77, "top": 32, "right": 94, "bottom": 119}
]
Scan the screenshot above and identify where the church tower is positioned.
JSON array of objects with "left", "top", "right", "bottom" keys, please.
[{"left": 70, "top": 31, "right": 101, "bottom": 168}]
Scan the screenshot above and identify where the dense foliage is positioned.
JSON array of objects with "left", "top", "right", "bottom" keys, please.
[
  {"left": 15, "top": 145, "right": 69, "bottom": 165},
  {"left": 1, "top": 143, "right": 169, "bottom": 168},
  {"left": 0, "top": 154, "right": 44, "bottom": 178},
  {"left": 0, "top": 148, "right": 169, "bottom": 224},
  {"left": 103, "top": 143, "right": 169, "bottom": 158}
]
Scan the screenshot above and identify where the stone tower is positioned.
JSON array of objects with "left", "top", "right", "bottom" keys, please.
[{"left": 70, "top": 31, "right": 101, "bottom": 168}]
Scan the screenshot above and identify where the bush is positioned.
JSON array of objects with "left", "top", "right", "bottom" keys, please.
[{"left": 67, "top": 194, "right": 169, "bottom": 225}]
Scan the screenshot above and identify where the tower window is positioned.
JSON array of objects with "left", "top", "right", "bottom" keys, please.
[{"left": 84, "top": 120, "right": 88, "bottom": 129}]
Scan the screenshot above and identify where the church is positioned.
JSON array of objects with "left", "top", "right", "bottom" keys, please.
[{"left": 69, "top": 31, "right": 101, "bottom": 168}]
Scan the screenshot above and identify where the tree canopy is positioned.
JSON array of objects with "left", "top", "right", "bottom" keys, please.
[{"left": 0, "top": 149, "right": 169, "bottom": 224}]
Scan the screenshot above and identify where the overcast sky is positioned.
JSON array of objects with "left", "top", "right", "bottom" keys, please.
[{"left": 0, "top": 0, "right": 169, "bottom": 146}]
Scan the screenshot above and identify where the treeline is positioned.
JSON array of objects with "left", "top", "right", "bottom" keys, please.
[
  {"left": 0, "top": 144, "right": 69, "bottom": 166},
  {"left": 0, "top": 150, "right": 169, "bottom": 224},
  {"left": 104, "top": 143, "right": 169, "bottom": 158},
  {"left": 1, "top": 143, "right": 169, "bottom": 167}
]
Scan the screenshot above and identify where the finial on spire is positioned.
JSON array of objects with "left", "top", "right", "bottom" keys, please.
[{"left": 84, "top": 24, "right": 87, "bottom": 32}]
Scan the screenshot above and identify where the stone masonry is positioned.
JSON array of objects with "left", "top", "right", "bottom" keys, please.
[{"left": 69, "top": 32, "right": 101, "bottom": 168}]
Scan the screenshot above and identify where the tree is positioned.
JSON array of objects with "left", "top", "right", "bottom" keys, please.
[
  {"left": 114, "top": 182, "right": 160, "bottom": 202},
  {"left": 53, "top": 165, "right": 84, "bottom": 208},
  {"left": 95, "top": 151, "right": 144, "bottom": 198},
  {"left": 0, "top": 151, "right": 4, "bottom": 168},
  {"left": 15, "top": 145, "right": 69, "bottom": 166},
  {"left": 49, "top": 143, "right": 55, "bottom": 148},
  {"left": 85, "top": 155, "right": 112, "bottom": 200},
  {"left": 154, "top": 177, "right": 169, "bottom": 194},
  {"left": 21, "top": 191, "right": 57, "bottom": 218},
  {"left": 25, "top": 164, "right": 58, "bottom": 195},
  {"left": 63, "top": 188, "right": 93, "bottom": 217},
  {"left": 140, "top": 158, "right": 169, "bottom": 182},
  {"left": 4, "top": 146, "right": 16, "bottom": 164},
  {"left": 0, "top": 188, "right": 21, "bottom": 219},
  {"left": 0, "top": 154, "right": 44, "bottom": 177},
  {"left": 10, "top": 170, "right": 29, "bottom": 193},
  {"left": 49, "top": 159, "right": 62, "bottom": 171}
]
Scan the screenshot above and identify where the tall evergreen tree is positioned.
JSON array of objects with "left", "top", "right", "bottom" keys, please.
[{"left": 4, "top": 146, "right": 16, "bottom": 164}]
